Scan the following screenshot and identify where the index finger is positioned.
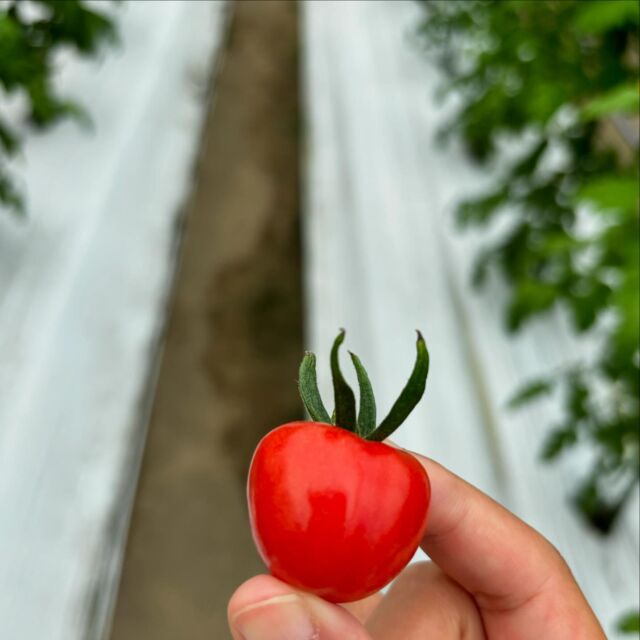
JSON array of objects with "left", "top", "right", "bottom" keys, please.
[{"left": 414, "top": 454, "right": 605, "bottom": 638}]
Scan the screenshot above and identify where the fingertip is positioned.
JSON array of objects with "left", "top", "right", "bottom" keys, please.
[
  {"left": 227, "top": 575, "right": 372, "bottom": 640},
  {"left": 228, "top": 574, "right": 292, "bottom": 618},
  {"left": 228, "top": 575, "right": 313, "bottom": 640}
]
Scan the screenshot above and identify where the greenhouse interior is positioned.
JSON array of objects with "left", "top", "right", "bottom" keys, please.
[{"left": 0, "top": 1, "right": 638, "bottom": 639}]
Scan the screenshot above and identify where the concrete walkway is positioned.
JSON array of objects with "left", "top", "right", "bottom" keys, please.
[{"left": 110, "top": 3, "right": 303, "bottom": 639}]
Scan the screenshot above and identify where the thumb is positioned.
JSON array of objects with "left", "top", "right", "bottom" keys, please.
[{"left": 228, "top": 574, "right": 373, "bottom": 640}]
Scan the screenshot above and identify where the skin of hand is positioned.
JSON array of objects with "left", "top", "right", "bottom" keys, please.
[{"left": 228, "top": 452, "right": 606, "bottom": 640}]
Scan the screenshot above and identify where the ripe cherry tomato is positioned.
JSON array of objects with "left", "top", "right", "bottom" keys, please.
[
  {"left": 247, "top": 330, "right": 431, "bottom": 601},
  {"left": 247, "top": 421, "right": 431, "bottom": 603}
]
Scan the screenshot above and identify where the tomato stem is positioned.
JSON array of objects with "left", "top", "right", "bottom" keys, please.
[
  {"left": 298, "top": 330, "right": 430, "bottom": 441},
  {"left": 349, "top": 350, "right": 376, "bottom": 437},
  {"left": 298, "top": 352, "right": 332, "bottom": 423},
  {"left": 366, "top": 332, "right": 430, "bottom": 441},
  {"left": 330, "top": 330, "right": 357, "bottom": 431}
]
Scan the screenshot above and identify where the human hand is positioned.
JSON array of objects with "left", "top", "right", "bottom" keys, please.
[{"left": 228, "top": 452, "right": 606, "bottom": 639}]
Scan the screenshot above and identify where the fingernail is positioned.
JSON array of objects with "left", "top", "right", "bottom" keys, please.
[{"left": 232, "top": 594, "right": 317, "bottom": 640}]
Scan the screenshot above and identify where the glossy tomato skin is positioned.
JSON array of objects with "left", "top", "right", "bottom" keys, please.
[{"left": 247, "top": 421, "right": 430, "bottom": 603}]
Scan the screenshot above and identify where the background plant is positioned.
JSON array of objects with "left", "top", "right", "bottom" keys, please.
[
  {"left": 420, "top": 0, "right": 639, "bottom": 631},
  {"left": 0, "top": 0, "right": 116, "bottom": 214}
]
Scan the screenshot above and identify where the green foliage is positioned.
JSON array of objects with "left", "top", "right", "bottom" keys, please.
[
  {"left": 582, "top": 83, "right": 639, "bottom": 120},
  {"left": 508, "top": 378, "right": 554, "bottom": 409},
  {"left": 573, "top": 0, "right": 639, "bottom": 34},
  {"left": 421, "top": 0, "right": 639, "bottom": 537},
  {"left": 619, "top": 611, "right": 640, "bottom": 634},
  {"left": 0, "top": 0, "right": 116, "bottom": 214}
]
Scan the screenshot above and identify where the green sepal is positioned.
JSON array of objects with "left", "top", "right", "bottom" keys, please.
[
  {"left": 366, "top": 331, "right": 430, "bottom": 442},
  {"left": 298, "top": 352, "right": 332, "bottom": 423},
  {"left": 349, "top": 351, "right": 377, "bottom": 437},
  {"left": 330, "top": 330, "right": 357, "bottom": 431}
]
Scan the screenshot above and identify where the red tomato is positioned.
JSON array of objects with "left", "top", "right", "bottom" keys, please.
[{"left": 247, "top": 421, "right": 431, "bottom": 603}]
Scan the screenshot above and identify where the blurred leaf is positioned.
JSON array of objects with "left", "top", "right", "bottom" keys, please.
[
  {"left": 594, "top": 418, "right": 639, "bottom": 460},
  {"left": 38, "top": 0, "right": 118, "bottom": 53},
  {"left": 573, "top": 475, "right": 621, "bottom": 534},
  {"left": 569, "top": 280, "right": 611, "bottom": 332},
  {"left": 541, "top": 426, "right": 578, "bottom": 461},
  {"left": 576, "top": 176, "right": 639, "bottom": 215},
  {"left": 0, "top": 0, "right": 116, "bottom": 214},
  {"left": 618, "top": 611, "right": 640, "bottom": 634},
  {"left": 0, "top": 169, "right": 24, "bottom": 214},
  {"left": 582, "top": 83, "right": 640, "bottom": 120},
  {"left": 507, "top": 280, "right": 557, "bottom": 331},
  {"left": 457, "top": 186, "right": 508, "bottom": 226},
  {"left": 0, "top": 118, "right": 19, "bottom": 154},
  {"left": 573, "top": 0, "right": 639, "bottom": 34},
  {"left": 471, "top": 248, "right": 494, "bottom": 287},
  {"left": 610, "top": 265, "right": 640, "bottom": 358},
  {"left": 509, "top": 379, "right": 554, "bottom": 408},
  {"left": 567, "top": 373, "right": 589, "bottom": 420},
  {"left": 512, "top": 139, "right": 548, "bottom": 178}
]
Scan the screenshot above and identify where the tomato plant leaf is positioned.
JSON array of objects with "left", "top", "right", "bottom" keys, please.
[
  {"left": 349, "top": 351, "right": 377, "bottom": 437},
  {"left": 367, "top": 332, "right": 430, "bottom": 442},
  {"left": 330, "top": 330, "right": 357, "bottom": 431},
  {"left": 618, "top": 611, "right": 640, "bottom": 634},
  {"left": 420, "top": 0, "right": 639, "bottom": 609},
  {"left": 508, "top": 379, "right": 554, "bottom": 409},
  {"left": 298, "top": 352, "right": 331, "bottom": 423},
  {"left": 573, "top": 0, "right": 639, "bottom": 34},
  {"left": 0, "top": 1, "right": 117, "bottom": 215},
  {"left": 576, "top": 175, "right": 639, "bottom": 216},
  {"left": 541, "top": 426, "right": 578, "bottom": 461},
  {"left": 581, "top": 83, "right": 640, "bottom": 121}
]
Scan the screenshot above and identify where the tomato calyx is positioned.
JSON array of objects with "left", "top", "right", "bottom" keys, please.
[{"left": 298, "top": 330, "right": 430, "bottom": 441}]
